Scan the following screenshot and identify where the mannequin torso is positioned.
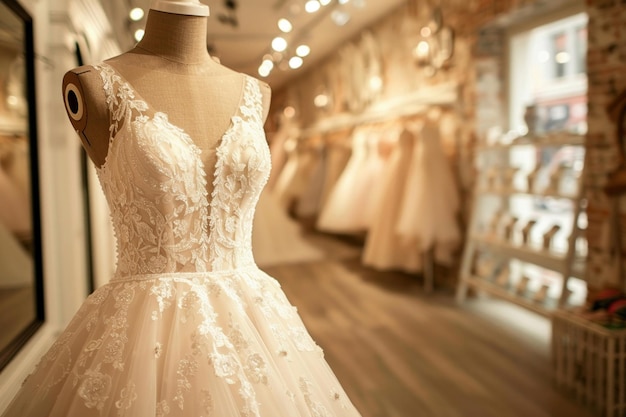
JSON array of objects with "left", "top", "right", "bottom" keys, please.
[{"left": 62, "top": 9, "right": 271, "bottom": 174}]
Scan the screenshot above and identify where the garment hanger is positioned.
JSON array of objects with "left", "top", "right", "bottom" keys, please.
[{"left": 151, "top": 0, "right": 210, "bottom": 17}]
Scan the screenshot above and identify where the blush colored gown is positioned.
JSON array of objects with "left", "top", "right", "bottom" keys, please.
[{"left": 1, "top": 62, "right": 361, "bottom": 417}]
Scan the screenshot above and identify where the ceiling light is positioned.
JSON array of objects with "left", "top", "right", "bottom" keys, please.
[
  {"left": 258, "top": 59, "right": 274, "bottom": 77},
  {"left": 129, "top": 7, "right": 144, "bottom": 21},
  {"left": 289, "top": 56, "right": 304, "bottom": 69},
  {"left": 319, "top": 0, "right": 331, "bottom": 5},
  {"left": 271, "top": 36, "right": 288, "bottom": 52},
  {"left": 296, "top": 44, "right": 311, "bottom": 57},
  {"left": 134, "top": 28, "right": 145, "bottom": 42},
  {"left": 278, "top": 18, "right": 292, "bottom": 33},
  {"left": 314, "top": 94, "right": 329, "bottom": 108},
  {"left": 305, "top": 0, "right": 321, "bottom": 13},
  {"left": 338, "top": 0, "right": 350, "bottom": 4},
  {"left": 420, "top": 26, "right": 432, "bottom": 37},
  {"left": 331, "top": 10, "right": 350, "bottom": 26},
  {"left": 258, "top": 64, "right": 271, "bottom": 77},
  {"left": 261, "top": 59, "right": 274, "bottom": 71},
  {"left": 538, "top": 50, "right": 550, "bottom": 63}
]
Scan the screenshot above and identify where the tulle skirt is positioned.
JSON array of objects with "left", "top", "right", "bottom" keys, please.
[
  {"left": 362, "top": 132, "right": 421, "bottom": 272},
  {"left": 1, "top": 267, "right": 361, "bottom": 417}
]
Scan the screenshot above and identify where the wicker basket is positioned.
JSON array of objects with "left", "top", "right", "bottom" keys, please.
[{"left": 552, "top": 310, "right": 626, "bottom": 417}]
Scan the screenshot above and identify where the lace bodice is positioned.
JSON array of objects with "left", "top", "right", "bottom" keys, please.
[{"left": 95, "top": 63, "right": 271, "bottom": 277}]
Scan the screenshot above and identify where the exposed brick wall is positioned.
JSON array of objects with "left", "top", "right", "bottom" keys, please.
[{"left": 584, "top": 0, "right": 626, "bottom": 290}]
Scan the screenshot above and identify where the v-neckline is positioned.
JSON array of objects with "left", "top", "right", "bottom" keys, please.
[{"left": 96, "top": 61, "right": 249, "bottom": 174}]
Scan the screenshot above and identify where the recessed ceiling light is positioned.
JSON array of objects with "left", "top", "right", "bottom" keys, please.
[
  {"left": 129, "top": 7, "right": 144, "bottom": 21},
  {"left": 338, "top": 0, "right": 350, "bottom": 4},
  {"left": 305, "top": 0, "right": 321, "bottom": 13},
  {"left": 271, "top": 36, "right": 288, "bottom": 52},
  {"left": 258, "top": 65, "right": 271, "bottom": 77},
  {"left": 134, "top": 28, "right": 145, "bottom": 42},
  {"left": 331, "top": 10, "right": 350, "bottom": 26},
  {"left": 319, "top": 0, "right": 331, "bottom": 5},
  {"left": 278, "top": 18, "right": 292, "bottom": 33},
  {"left": 296, "top": 44, "right": 310, "bottom": 57},
  {"left": 261, "top": 59, "right": 274, "bottom": 71},
  {"left": 289, "top": 56, "right": 304, "bottom": 69}
]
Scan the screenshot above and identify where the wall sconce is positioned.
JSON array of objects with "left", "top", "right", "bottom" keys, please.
[{"left": 411, "top": 6, "right": 455, "bottom": 76}]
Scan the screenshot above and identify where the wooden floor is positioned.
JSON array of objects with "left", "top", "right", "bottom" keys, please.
[{"left": 264, "top": 254, "right": 593, "bottom": 417}]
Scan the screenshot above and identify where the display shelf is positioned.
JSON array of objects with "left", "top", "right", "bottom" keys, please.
[
  {"left": 457, "top": 132, "right": 587, "bottom": 315},
  {"left": 475, "top": 188, "right": 579, "bottom": 200},
  {"left": 476, "top": 133, "right": 585, "bottom": 151},
  {"left": 471, "top": 234, "right": 586, "bottom": 279},
  {"left": 465, "top": 274, "right": 567, "bottom": 316}
]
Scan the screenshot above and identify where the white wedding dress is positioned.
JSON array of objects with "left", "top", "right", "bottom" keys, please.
[
  {"left": 1, "top": 63, "right": 361, "bottom": 417},
  {"left": 395, "top": 120, "right": 460, "bottom": 264}
]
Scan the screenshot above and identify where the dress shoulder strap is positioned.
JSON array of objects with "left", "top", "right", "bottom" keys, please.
[
  {"left": 239, "top": 75, "right": 264, "bottom": 127},
  {"left": 93, "top": 62, "right": 149, "bottom": 139}
]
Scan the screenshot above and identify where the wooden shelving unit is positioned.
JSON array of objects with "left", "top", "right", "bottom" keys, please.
[{"left": 456, "top": 133, "right": 587, "bottom": 316}]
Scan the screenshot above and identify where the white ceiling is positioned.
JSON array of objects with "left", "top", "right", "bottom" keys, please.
[{"left": 128, "top": 0, "right": 406, "bottom": 89}]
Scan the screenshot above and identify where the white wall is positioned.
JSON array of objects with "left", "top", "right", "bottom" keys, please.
[{"left": 0, "top": 0, "right": 120, "bottom": 410}]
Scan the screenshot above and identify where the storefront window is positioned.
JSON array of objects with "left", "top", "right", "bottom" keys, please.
[
  {"left": 503, "top": 12, "right": 588, "bottom": 307},
  {"left": 509, "top": 12, "right": 588, "bottom": 136}
]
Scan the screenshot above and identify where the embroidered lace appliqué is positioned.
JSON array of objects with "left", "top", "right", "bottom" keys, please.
[
  {"left": 208, "top": 76, "right": 271, "bottom": 270},
  {"left": 6, "top": 63, "right": 362, "bottom": 417}
]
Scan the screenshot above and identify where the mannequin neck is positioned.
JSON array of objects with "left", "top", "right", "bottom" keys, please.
[{"left": 135, "top": 9, "right": 212, "bottom": 65}]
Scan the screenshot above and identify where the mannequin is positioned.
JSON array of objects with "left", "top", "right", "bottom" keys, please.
[
  {"left": 62, "top": 0, "right": 271, "bottom": 175},
  {"left": 0, "top": 3, "right": 365, "bottom": 417}
]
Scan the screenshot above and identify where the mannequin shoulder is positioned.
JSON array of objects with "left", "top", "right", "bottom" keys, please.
[
  {"left": 62, "top": 64, "right": 110, "bottom": 126},
  {"left": 62, "top": 64, "right": 106, "bottom": 99},
  {"left": 62, "top": 65, "right": 116, "bottom": 167}
]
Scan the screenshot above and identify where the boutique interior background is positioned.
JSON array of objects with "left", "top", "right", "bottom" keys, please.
[
  {"left": 0, "top": 0, "right": 44, "bottom": 373},
  {"left": 100, "top": 0, "right": 458, "bottom": 88}
]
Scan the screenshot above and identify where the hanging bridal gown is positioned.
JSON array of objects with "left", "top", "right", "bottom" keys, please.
[
  {"left": 316, "top": 128, "right": 370, "bottom": 233},
  {"left": 362, "top": 128, "right": 422, "bottom": 272},
  {"left": 1, "top": 63, "right": 361, "bottom": 417},
  {"left": 395, "top": 120, "right": 460, "bottom": 264},
  {"left": 317, "top": 133, "right": 352, "bottom": 209}
]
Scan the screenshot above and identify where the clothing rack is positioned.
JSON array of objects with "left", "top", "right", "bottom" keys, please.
[
  {"left": 301, "top": 82, "right": 460, "bottom": 138},
  {"left": 298, "top": 83, "right": 461, "bottom": 292}
]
